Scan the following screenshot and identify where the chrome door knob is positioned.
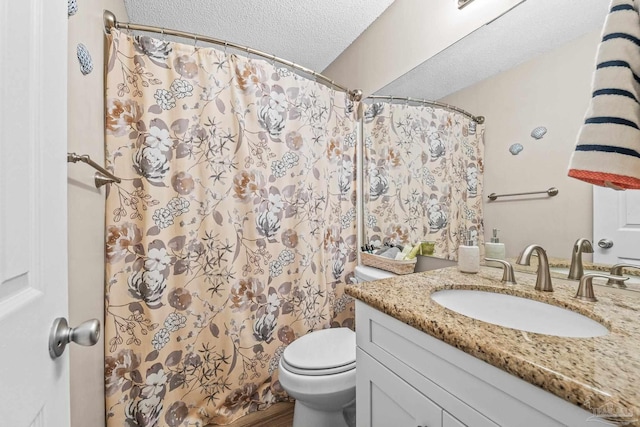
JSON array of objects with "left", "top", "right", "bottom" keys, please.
[
  {"left": 48, "top": 317, "right": 100, "bottom": 359},
  {"left": 598, "top": 239, "right": 614, "bottom": 249}
]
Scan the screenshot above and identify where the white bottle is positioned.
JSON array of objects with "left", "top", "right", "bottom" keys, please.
[
  {"left": 485, "top": 228, "right": 506, "bottom": 268},
  {"left": 458, "top": 231, "right": 480, "bottom": 274}
]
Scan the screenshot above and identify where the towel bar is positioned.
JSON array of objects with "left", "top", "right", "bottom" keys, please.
[{"left": 487, "top": 187, "right": 558, "bottom": 201}]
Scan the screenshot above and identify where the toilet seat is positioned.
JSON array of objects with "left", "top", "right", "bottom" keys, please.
[
  {"left": 281, "top": 358, "right": 355, "bottom": 376},
  {"left": 281, "top": 328, "right": 355, "bottom": 376}
]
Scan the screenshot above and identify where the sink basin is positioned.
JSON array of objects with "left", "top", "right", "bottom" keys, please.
[
  {"left": 549, "top": 267, "right": 640, "bottom": 286},
  {"left": 431, "top": 289, "right": 608, "bottom": 338}
]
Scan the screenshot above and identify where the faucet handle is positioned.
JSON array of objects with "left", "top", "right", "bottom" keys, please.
[
  {"left": 607, "top": 263, "right": 640, "bottom": 287},
  {"left": 575, "top": 273, "right": 628, "bottom": 302},
  {"left": 485, "top": 258, "right": 517, "bottom": 285}
]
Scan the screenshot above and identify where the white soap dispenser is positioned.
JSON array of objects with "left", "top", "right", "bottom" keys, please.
[
  {"left": 485, "top": 228, "right": 506, "bottom": 268},
  {"left": 458, "top": 230, "right": 480, "bottom": 274}
]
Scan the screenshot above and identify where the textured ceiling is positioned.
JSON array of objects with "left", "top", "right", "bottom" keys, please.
[
  {"left": 122, "top": 0, "right": 394, "bottom": 72},
  {"left": 376, "top": 0, "right": 610, "bottom": 100}
]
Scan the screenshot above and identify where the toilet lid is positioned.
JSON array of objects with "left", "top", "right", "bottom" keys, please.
[{"left": 282, "top": 328, "right": 355, "bottom": 375}]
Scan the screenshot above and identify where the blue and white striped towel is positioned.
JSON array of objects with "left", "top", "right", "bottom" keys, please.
[{"left": 568, "top": 0, "right": 640, "bottom": 189}]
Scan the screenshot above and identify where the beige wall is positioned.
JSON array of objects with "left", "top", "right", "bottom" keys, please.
[
  {"left": 67, "top": 3, "right": 127, "bottom": 427},
  {"left": 441, "top": 30, "right": 601, "bottom": 259},
  {"left": 323, "top": 0, "right": 523, "bottom": 95}
]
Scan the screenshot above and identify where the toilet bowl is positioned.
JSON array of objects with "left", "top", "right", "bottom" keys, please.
[
  {"left": 279, "top": 265, "right": 395, "bottom": 427},
  {"left": 278, "top": 327, "right": 356, "bottom": 427}
]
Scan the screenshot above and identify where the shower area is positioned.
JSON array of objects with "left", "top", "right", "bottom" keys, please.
[{"left": 100, "top": 11, "right": 484, "bottom": 426}]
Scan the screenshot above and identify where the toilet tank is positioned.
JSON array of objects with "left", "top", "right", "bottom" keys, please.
[{"left": 354, "top": 265, "right": 397, "bottom": 283}]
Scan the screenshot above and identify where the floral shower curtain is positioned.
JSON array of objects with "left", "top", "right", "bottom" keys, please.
[
  {"left": 104, "top": 30, "right": 357, "bottom": 426},
  {"left": 363, "top": 102, "right": 485, "bottom": 260}
]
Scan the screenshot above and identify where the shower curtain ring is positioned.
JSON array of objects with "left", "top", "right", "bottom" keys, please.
[
  {"left": 193, "top": 35, "right": 198, "bottom": 47},
  {"left": 160, "top": 27, "right": 165, "bottom": 40},
  {"left": 223, "top": 41, "right": 228, "bottom": 54},
  {"left": 271, "top": 54, "right": 277, "bottom": 67}
]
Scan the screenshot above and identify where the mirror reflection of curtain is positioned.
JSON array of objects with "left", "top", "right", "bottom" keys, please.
[
  {"left": 363, "top": 102, "right": 485, "bottom": 260},
  {"left": 104, "top": 29, "right": 357, "bottom": 425}
]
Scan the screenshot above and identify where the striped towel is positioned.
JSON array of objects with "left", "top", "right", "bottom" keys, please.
[{"left": 568, "top": 0, "right": 640, "bottom": 189}]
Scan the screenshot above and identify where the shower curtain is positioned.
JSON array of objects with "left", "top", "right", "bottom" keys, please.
[
  {"left": 104, "top": 30, "right": 357, "bottom": 426},
  {"left": 363, "top": 102, "right": 485, "bottom": 260}
]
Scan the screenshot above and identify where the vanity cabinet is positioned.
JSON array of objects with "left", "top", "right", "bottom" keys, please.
[{"left": 355, "top": 301, "right": 596, "bottom": 427}]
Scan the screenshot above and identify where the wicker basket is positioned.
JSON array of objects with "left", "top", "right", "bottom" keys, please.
[{"left": 360, "top": 252, "right": 417, "bottom": 275}]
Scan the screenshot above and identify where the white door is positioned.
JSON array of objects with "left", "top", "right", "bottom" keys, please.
[
  {"left": 593, "top": 186, "right": 640, "bottom": 266},
  {"left": 0, "top": 0, "right": 69, "bottom": 426}
]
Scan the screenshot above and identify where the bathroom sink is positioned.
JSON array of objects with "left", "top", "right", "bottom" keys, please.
[
  {"left": 549, "top": 267, "right": 640, "bottom": 286},
  {"left": 431, "top": 289, "right": 608, "bottom": 338}
]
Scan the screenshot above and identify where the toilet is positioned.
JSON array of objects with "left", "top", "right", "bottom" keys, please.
[
  {"left": 278, "top": 265, "right": 395, "bottom": 427},
  {"left": 353, "top": 264, "right": 397, "bottom": 283}
]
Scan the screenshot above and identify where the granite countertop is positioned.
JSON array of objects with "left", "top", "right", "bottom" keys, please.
[{"left": 346, "top": 266, "right": 640, "bottom": 425}]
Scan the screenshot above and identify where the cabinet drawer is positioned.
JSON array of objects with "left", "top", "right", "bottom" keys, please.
[{"left": 357, "top": 348, "right": 442, "bottom": 427}]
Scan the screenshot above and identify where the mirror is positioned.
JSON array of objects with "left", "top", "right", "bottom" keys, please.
[{"left": 366, "top": 0, "right": 640, "bottom": 274}]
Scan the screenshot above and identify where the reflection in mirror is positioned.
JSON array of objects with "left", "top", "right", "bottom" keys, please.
[
  {"left": 361, "top": 101, "right": 485, "bottom": 261},
  {"left": 367, "top": 0, "right": 640, "bottom": 277}
]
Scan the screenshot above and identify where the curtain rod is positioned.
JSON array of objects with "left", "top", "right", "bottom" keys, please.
[
  {"left": 103, "top": 10, "right": 363, "bottom": 102},
  {"left": 367, "top": 95, "right": 485, "bottom": 124}
]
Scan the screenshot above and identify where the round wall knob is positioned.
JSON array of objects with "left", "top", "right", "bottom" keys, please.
[
  {"left": 598, "top": 239, "right": 614, "bottom": 249},
  {"left": 49, "top": 317, "right": 100, "bottom": 359}
]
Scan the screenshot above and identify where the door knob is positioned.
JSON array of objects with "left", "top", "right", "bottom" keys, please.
[
  {"left": 598, "top": 239, "right": 614, "bottom": 249},
  {"left": 48, "top": 317, "right": 100, "bottom": 359}
]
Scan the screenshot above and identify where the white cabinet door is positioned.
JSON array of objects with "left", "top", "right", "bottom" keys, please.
[
  {"left": 593, "top": 186, "right": 640, "bottom": 265},
  {"left": 443, "top": 412, "right": 466, "bottom": 427},
  {"left": 357, "top": 348, "right": 443, "bottom": 427},
  {"left": 0, "top": 0, "right": 69, "bottom": 425}
]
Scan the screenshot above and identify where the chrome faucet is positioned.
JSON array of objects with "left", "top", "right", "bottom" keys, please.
[
  {"left": 516, "top": 244, "right": 553, "bottom": 292},
  {"left": 568, "top": 238, "right": 594, "bottom": 280},
  {"left": 607, "top": 263, "right": 640, "bottom": 288},
  {"left": 575, "top": 273, "right": 628, "bottom": 302},
  {"left": 485, "top": 258, "right": 517, "bottom": 285}
]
